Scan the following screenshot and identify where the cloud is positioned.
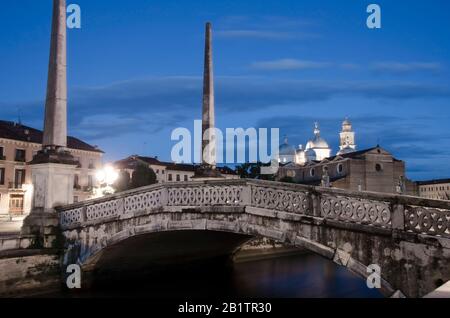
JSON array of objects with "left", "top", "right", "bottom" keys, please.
[
  {"left": 248, "top": 60, "right": 445, "bottom": 74},
  {"left": 4, "top": 76, "right": 450, "bottom": 143},
  {"left": 216, "top": 30, "right": 296, "bottom": 40},
  {"left": 371, "top": 62, "right": 444, "bottom": 75},
  {"left": 250, "top": 59, "right": 330, "bottom": 70},
  {"left": 215, "top": 15, "right": 319, "bottom": 40}
]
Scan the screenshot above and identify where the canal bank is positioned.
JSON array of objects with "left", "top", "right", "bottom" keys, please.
[
  {"left": 234, "top": 238, "right": 308, "bottom": 263},
  {"left": 0, "top": 249, "right": 61, "bottom": 297}
]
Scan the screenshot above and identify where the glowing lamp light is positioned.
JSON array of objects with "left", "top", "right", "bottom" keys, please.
[{"left": 96, "top": 165, "right": 119, "bottom": 185}]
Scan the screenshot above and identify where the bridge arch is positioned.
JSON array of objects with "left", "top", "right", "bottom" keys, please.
[{"left": 59, "top": 179, "right": 450, "bottom": 298}]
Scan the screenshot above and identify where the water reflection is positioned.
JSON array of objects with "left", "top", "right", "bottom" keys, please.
[
  {"left": 232, "top": 253, "right": 383, "bottom": 298},
  {"left": 49, "top": 252, "right": 383, "bottom": 298}
]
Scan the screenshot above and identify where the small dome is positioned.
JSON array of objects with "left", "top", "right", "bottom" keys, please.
[
  {"left": 337, "top": 145, "right": 354, "bottom": 155},
  {"left": 342, "top": 118, "right": 352, "bottom": 132},
  {"left": 279, "top": 142, "right": 296, "bottom": 156},
  {"left": 305, "top": 148, "right": 316, "bottom": 161}
]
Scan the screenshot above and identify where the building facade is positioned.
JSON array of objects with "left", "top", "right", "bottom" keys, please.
[
  {"left": 417, "top": 179, "right": 450, "bottom": 200},
  {"left": 114, "top": 156, "right": 239, "bottom": 183},
  {"left": 0, "top": 121, "right": 103, "bottom": 220},
  {"left": 278, "top": 146, "right": 417, "bottom": 195},
  {"left": 276, "top": 119, "right": 416, "bottom": 195}
]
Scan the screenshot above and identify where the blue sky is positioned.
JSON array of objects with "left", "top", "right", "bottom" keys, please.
[{"left": 0, "top": 0, "right": 449, "bottom": 180}]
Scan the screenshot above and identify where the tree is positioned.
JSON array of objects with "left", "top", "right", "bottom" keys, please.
[
  {"left": 235, "top": 162, "right": 275, "bottom": 180},
  {"left": 113, "top": 170, "right": 131, "bottom": 192},
  {"left": 130, "top": 163, "right": 157, "bottom": 189}
]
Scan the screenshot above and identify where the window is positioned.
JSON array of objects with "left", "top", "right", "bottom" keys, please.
[
  {"left": 337, "top": 164, "right": 343, "bottom": 174},
  {"left": 0, "top": 146, "right": 4, "bottom": 160},
  {"left": 88, "top": 175, "right": 93, "bottom": 188},
  {"left": 73, "top": 196, "right": 79, "bottom": 203},
  {"left": 184, "top": 175, "right": 188, "bottom": 182},
  {"left": 375, "top": 163, "right": 383, "bottom": 172},
  {"left": 156, "top": 169, "right": 160, "bottom": 174},
  {"left": 176, "top": 174, "right": 180, "bottom": 182},
  {"left": 88, "top": 160, "right": 95, "bottom": 169},
  {"left": 310, "top": 168, "right": 315, "bottom": 177},
  {"left": 0, "top": 168, "right": 4, "bottom": 185},
  {"left": 162, "top": 170, "right": 165, "bottom": 174},
  {"left": 15, "top": 149, "right": 26, "bottom": 162},
  {"left": 74, "top": 157, "right": 81, "bottom": 168},
  {"left": 9, "top": 195, "right": 24, "bottom": 215},
  {"left": 14, "top": 169, "right": 25, "bottom": 188},
  {"left": 74, "top": 175, "right": 80, "bottom": 189},
  {"left": 168, "top": 174, "right": 173, "bottom": 181}
]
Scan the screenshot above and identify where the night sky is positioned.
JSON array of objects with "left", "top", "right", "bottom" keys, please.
[{"left": 0, "top": 0, "right": 449, "bottom": 180}]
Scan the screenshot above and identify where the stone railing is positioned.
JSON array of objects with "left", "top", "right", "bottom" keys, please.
[{"left": 57, "top": 179, "right": 450, "bottom": 238}]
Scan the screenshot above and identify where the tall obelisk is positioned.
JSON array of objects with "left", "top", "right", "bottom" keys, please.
[
  {"left": 23, "top": 0, "right": 78, "bottom": 242},
  {"left": 33, "top": 0, "right": 75, "bottom": 163},
  {"left": 43, "top": 0, "right": 67, "bottom": 150},
  {"left": 195, "top": 22, "right": 222, "bottom": 178}
]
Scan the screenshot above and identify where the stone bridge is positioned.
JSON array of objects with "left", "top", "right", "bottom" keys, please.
[{"left": 58, "top": 179, "right": 450, "bottom": 298}]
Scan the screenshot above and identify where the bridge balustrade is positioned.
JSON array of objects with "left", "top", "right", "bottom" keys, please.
[{"left": 58, "top": 179, "right": 450, "bottom": 238}]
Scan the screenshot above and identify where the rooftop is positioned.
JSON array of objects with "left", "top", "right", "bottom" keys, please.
[
  {"left": 114, "top": 155, "right": 237, "bottom": 175},
  {"left": 322, "top": 146, "right": 401, "bottom": 162},
  {"left": 0, "top": 120, "right": 103, "bottom": 153},
  {"left": 417, "top": 179, "right": 450, "bottom": 186}
]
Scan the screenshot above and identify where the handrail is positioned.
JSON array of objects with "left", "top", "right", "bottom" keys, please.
[{"left": 57, "top": 179, "right": 450, "bottom": 238}]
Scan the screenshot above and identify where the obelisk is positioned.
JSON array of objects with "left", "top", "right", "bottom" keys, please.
[
  {"left": 194, "top": 22, "right": 222, "bottom": 178},
  {"left": 22, "top": 0, "right": 78, "bottom": 242},
  {"left": 32, "top": 0, "right": 75, "bottom": 163},
  {"left": 43, "top": 0, "right": 68, "bottom": 150}
]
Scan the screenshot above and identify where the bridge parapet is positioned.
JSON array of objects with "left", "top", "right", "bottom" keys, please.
[{"left": 58, "top": 179, "right": 450, "bottom": 239}]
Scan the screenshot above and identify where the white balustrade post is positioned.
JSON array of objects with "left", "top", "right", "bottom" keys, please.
[
  {"left": 160, "top": 186, "right": 169, "bottom": 207},
  {"left": 311, "top": 192, "right": 322, "bottom": 217},
  {"left": 392, "top": 203, "right": 405, "bottom": 230},
  {"left": 241, "top": 183, "right": 252, "bottom": 206}
]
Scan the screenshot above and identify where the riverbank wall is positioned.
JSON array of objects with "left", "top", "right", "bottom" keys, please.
[{"left": 0, "top": 249, "right": 61, "bottom": 297}]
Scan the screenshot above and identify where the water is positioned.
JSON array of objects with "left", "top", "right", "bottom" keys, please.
[{"left": 53, "top": 252, "right": 383, "bottom": 298}]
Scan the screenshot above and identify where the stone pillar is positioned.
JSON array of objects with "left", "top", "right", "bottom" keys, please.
[
  {"left": 202, "top": 22, "right": 215, "bottom": 168},
  {"left": 194, "top": 22, "right": 222, "bottom": 179},
  {"left": 22, "top": 0, "right": 78, "bottom": 246},
  {"left": 43, "top": 0, "right": 68, "bottom": 149}
]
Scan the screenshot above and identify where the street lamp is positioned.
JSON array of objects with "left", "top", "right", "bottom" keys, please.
[
  {"left": 94, "top": 165, "right": 119, "bottom": 197},
  {"left": 96, "top": 165, "right": 119, "bottom": 186}
]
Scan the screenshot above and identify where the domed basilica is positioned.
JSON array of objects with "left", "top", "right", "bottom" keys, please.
[{"left": 278, "top": 118, "right": 356, "bottom": 165}]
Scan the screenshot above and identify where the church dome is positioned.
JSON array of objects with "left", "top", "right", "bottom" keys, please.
[
  {"left": 279, "top": 141, "right": 296, "bottom": 156},
  {"left": 337, "top": 145, "right": 354, "bottom": 155},
  {"left": 309, "top": 135, "right": 330, "bottom": 149},
  {"left": 307, "top": 122, "right": 330, "bottom": 149},
  {"left": 305, "top": 148, "right": 316, "bottom": 161},
  {"left": 342, "top": 118, "right": 352, "bottom": 132},
  {"left": 278, "top": 137, "right": 296, "bottom": 163}
]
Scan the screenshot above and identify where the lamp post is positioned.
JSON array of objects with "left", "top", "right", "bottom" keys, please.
[{"left": 95, "top": 165, "right": 119, "bottom": 197}]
